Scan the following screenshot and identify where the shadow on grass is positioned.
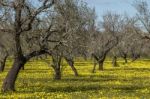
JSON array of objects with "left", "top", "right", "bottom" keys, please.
[
  {"left": 16, "top": 76, "right": 149, "bottom": 94},
  {"left": 113, "top": 85, "right": 147, "bottom": 92},
  {"left": 18, "top": 74, "right": 119, "bottom": 83},
  {"left": 17, "top": 83, "right": 146, "bottom": 94},
  {"left": 105, "top": 68, "right": 150, "bottom": 72}
]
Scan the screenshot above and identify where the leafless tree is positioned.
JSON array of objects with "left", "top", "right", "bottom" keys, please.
[
  {"left": 134, "top": 0, "right": 150, "bottom": 40},
  {"left": 111, "top": 16, "right": 146, "bottom": 66},
  {"left": 0, "top": 0, "right": 55, "bottom": 92},
  {"left": 47, "top": 0, "right": 96, "bottom": 79},
  {"left": 111, "top": 17, "right": 136, "bottom": 65},
  {"left": 90, "top": 12, "right": 123, "bottom": 72},
  {"left": 0, "top": 0, "right": 96, "bottom": 91}
]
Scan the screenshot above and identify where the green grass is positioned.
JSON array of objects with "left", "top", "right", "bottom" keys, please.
[{"left": 0, "top": 58, "right": 150, "bottom": 99}]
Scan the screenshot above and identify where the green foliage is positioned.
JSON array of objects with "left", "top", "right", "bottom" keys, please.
[{"left": 0, "top": 59, "right": 150, "bottom": 99}]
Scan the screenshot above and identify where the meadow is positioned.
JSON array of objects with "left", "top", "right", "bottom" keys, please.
[{"left": 0, "top": 58, "right": 150, "bottom": 99}]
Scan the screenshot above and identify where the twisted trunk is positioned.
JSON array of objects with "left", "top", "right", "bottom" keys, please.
[
  {"left": 112, "top": 56, "right": 118, "bottom": 67},
  {"left": 54, "top": 67, "right": 61, "bottom": 80},
  {"left": 121, "top": 53, "right": 128, "bottom": 64},
  {"left": 92, "top": 54, "right": 106, "bottom": 72},
  {"left": 1, "top": 49, "right": 47, "bottom": 92},
  {"left": 1, "top": 57, "right": 26, "bottom": 92},
  {"left": 98, "top": 55, "right": 106, "bottom": 71},
  {"left": 1, "top": 0, "right": 53, "bottom": 92},
  {"left": 98, "top": 60, "right": 104, "bottom": 71},
  {"left": 124, "top": 56, "right": 128, "bottom": 64},
  {"left": 65, "top": 58, "right": 78, "bottom": 76},
  {"left": 52, "top": 55, "right": 62, "bottom": 80}
]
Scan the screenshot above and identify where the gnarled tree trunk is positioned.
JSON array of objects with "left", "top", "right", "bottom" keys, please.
[
  {"left": 92, "top": 54, "right": 106, "bottom": 72},
  {"left": 1, "top": 57, "right": 26, "bottom": 92},
  {"left": 112, "top": 56, "right": 118, "bottom": 67},
  {"left": 124, "top": 56, "right": 128, "bottom": 64},
  {"left": 98, "top": 55, "right": 106, "bottom": 71},
  {"left": 52, "top": 55, "right": 62, "bottom": 80},
  {"left": 98, "top": 60, "right": 104, "bottom": 71},
  {"left": 54, "top": 66, "right": 61, "bottom": 80},
  {"left": 121, "top": 53, "right": 128, "bottom": 64},
  {"left": 65, "top": 58, "right": 78, "bottom": 76}
]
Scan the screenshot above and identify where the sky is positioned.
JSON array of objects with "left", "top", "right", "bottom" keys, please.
[{"left": 84, "top": 0, "right": 150, "bottom": 21}]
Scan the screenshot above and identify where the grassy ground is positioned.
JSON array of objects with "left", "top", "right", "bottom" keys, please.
[{"left": 0, "top": 58, "right": 150, "bottom": 99}]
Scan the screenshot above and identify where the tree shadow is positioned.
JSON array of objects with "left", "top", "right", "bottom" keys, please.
[
  {"left": 16, "top": 75, "right": 148, "bottom": 94},
  {"left": 105, "top": 68, "right": 150, "bottom": 72}
]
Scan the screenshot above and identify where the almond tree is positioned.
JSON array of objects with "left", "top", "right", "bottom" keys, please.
[
  {"left": 112, "top": 17, "right": 137, "bottom": 65},
  {"left": 0, "top": 0, "right": 55, "bottom": 92},
  {"left": 90, "top": 12, "right": 123, "bottom": 72},
  {"left": 48, "top": 0, "right": 96, "bottom": 79},
  {"left": 134, "top": 0, "right": 150, "bottom": 40}
]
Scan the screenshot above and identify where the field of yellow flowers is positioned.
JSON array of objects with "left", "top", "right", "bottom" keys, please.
[{"left": 0, "top": 58, "right": 150, "bottom": 99}]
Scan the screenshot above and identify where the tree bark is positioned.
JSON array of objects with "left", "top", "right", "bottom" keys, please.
[
  {"left": 54, "top": 67, "right": 61, "bottom": 80},
  {"left": 121, "top": 53, "right": 127, "bottom": 64},
  {"left": 1, "top": 57, "right": 26, "bottom": 92},
  {"left": 65, "top": 58, "right": 78, "bottom": 76},
  {"left": 92, "top": 54, "right": 106, "bottom": 72},
  {"left": 98, "top": 60, "right": 104, "bottom": 71},
  {"left": 0, "top": 55, "right": 8, "bottom": 72},
  {"left": 52, "top": 55, "right": 62, "bottom": 80},
  {"left": 124, "top": 57, "right": 128, "bottom": 64},
  {"left": 69, "top": 64, "right": 78, "bottom": 76},
  {"left": 92, "top": 59, "right": 97, "bottom": 73},
  {"left": 112, "top": 56, "right": 118, "bottom": 67},
  {"left": 98, "top": 54, "right": 106, "bottom": 71},
  {"left": 0, "top": 62, "right": 5, "bottom": 72}
]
